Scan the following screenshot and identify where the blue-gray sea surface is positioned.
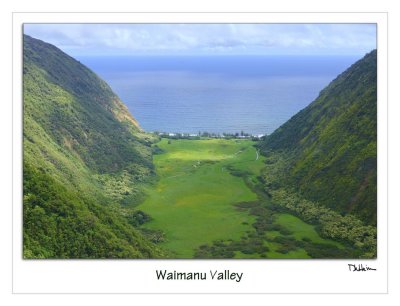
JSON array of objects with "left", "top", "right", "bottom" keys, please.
[{"left": 78, "top": 55, "right": 359, "bottom": 135}]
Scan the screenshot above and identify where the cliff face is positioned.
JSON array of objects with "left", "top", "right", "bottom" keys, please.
[
  {"left": 23, "top": 35, "right": 164, "bottom": 258},
  {"left": 259, "top": 50, "right": 377, "bottom": 225}
]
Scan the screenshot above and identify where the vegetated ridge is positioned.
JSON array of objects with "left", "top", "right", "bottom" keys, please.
[
  {"left": 258, "top": 50, "right": 377, "bottom": 257},
  {"left": 23, "top": 34, "right": 166, "bottom": 258},
  {"left": 22, "top": 33, "right": 377, "bottom": 259}
]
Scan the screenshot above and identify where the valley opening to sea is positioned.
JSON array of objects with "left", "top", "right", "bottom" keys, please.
[{"left": 78, "top": 55, "right": 359, "bottom": 136}]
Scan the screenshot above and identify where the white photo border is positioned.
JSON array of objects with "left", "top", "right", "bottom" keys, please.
[{"left": 12, "top": 12, "right": 388, "bottom": 294}]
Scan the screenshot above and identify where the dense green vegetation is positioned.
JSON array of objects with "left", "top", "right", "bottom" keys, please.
[
  {"left": 258, "top": 50, "right": 377, "bottom": 258},
  {"left": 137, "top": 138, "right": 259, "bottom": 258},
  {"left": 258, "top": 50, "right": 377, "bottom": 225},
  {"left": 137, "top": 138, "right": 358, "bottom": 258},
  {"left": 23, "top": 35, "right": 166, "bottom": 258},
  {"left": 23, "top": 163, "right": 163, "bottom": 258},
  {"left": 23, "top": 34, "right": 377, "bottom": 259}
]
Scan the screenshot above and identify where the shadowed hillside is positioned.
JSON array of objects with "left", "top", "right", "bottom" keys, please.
[
  {"left": 23, "top": 35, "right": 166, "bottom": 258},
  {"left": 259, "top": 50, "right": 377, "bottom": 226}
]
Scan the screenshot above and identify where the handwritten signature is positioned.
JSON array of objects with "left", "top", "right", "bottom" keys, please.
[{"left": 348, "top": 264, "right": 377, "bottom": 272}]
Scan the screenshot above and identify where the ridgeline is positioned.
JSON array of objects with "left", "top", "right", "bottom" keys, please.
[
  {"left": 258, "top": 50, "right": 377, "bottom": 257},
  {"left": 23, "top": 35, "right": 166, "bottom": 258},
  {"left": 22, "top": 34, "right": 377, "bottom": 259}
]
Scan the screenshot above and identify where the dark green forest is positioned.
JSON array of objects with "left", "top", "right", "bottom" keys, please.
[
  {"left": 258, "top": 50, "right": 377, "bottom": 257},
  {"left": 23, "top": 34, "right": 377, "bottom": 259},
  {"left": 23, "top": 35, "right": 166, "bottom": 258}
]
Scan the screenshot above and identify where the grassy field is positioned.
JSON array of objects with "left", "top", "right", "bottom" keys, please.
[
  {"left": 274, "top": 214, "right": 343, "bottom": 247},
  {"left": 137, "top": 138, "right": 261, "bottom": 257},
  {"left": 261, "top": 214, "right": 343, "bottom": 259},
  {"left": 137, "top": 138, "right": 345, "bottom": 258}
]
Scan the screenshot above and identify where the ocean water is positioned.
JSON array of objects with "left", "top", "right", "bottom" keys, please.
[{"left": 78, "top": 55, "right": 359, "bottom": 135}]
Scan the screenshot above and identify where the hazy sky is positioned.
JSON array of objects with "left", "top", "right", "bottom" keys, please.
[{"left": 24, "top": 23, "right": 376, "bottom": 56}]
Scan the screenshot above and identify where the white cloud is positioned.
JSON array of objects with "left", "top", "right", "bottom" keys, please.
[{"left": 23, "top": 23, "right": 376, "bottom": 56}]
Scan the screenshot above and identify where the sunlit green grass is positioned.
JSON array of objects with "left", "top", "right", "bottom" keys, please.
[
  {"left": 138, "top": 138, "right": 260, "bottom": 258},
  {"left": 275, "top": 214, "right": 343, "bottom": 248},
  {"left": 138, "top": 138, "right": 345, "bottom": 258},
  {"left": 262, "top": 214, "right": 343, "bottom": 259},
  {"left": 263, "top": 240, "right": 311, "bottom": 259}
]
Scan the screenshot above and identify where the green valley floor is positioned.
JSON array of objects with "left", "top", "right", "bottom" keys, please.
[{"left": 137, "top": 138, "right": 348, "bottom": 259}]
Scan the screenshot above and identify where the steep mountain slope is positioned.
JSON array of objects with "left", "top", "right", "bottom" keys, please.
[
  {"left": 23, "top": 35, "right": 165, "bottom": 258},
  {"left": 259, "top": 50, "right": 377, "bottom": 226}
]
